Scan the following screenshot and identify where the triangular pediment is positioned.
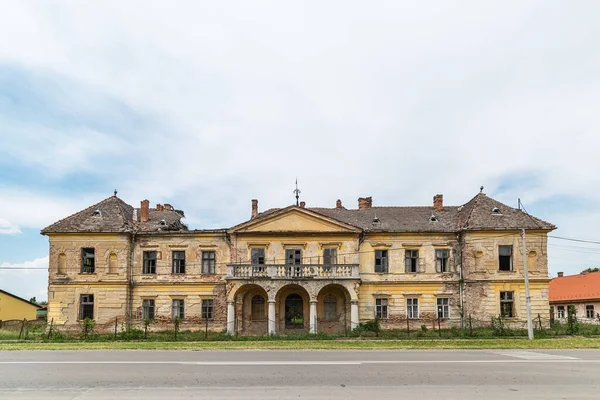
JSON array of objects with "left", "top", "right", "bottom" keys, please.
[{"left": 230, "top": 207, "right": 360, "bottom": 233}]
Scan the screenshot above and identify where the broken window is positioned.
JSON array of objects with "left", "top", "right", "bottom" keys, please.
[
  {"left": 79, "top": 294, "right": 94, "bottom": 320},
  {"left": 81, "top": 248, "right": 95, "bottom": 273},
  {"left": 202, "top": 251, "right": 216, "bottom": 274},
  {"left": 251, "top": 295, "right": 265, "bottom": 321},
  {"left": 285, "top": 249, "right": 303, "bottom": 265},
  {"left": 142, "top": 299, "right": 155, "bottom": 320},
  {"left": 323, "top": 248, "right": 338, "bottom": 265},
  {"left": 374, "top": 250, "right": 388, "bottom": 273},
  {"left": 500, "top": 291, "right": 514, "bottom": 318},
  {"left": 405, "top": 250, "right": 419, "bottom": 273},
  {"left": 172, "top": 251, "right": 186, "bottom": 274},
  {"left": 202, "top": 299, "right": 214, "bottom": 320},
  {"left": 172, "top": 299, "right": 184, "bottom": 320},
  {"left": 375, "top": 298, "right": 388, "bottom": 319},
  {"left": 251, "top": 248, "right": 265, "bottom": 265},
  {"left": 324, "top": 294, "right": 337, "bottom": 321},
  {"left": 557, "top": 305, "right": 565, "bottom": 318},
  {"left": 143, "top": 251, "right": 157, "bottom": 274},
  {"left": 436, "top": 249, "right": 449, "bottom": 273},
  {"left": 406, "top": 298, "right": 419, "bottom": 319},
  {"left": 436, "top": 297, "right": 449, "bottom": 319},
  {"left": 586, "top": 305, "right": 595, "bottom": 319},
  {"left": 498, "top": 245, "right": 513, "bottom": 271}
]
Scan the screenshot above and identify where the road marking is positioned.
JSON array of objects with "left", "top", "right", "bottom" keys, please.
[{"left": 490, "top": 351, "right": 579, "bottom": 360}]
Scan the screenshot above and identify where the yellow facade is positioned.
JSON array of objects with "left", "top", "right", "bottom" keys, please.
[{"left": 0, "top": 290, "right": 39, "bottom": 321}]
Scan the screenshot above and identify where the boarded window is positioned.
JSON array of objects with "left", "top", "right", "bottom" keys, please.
[
  {"left": 143, "top": 251, "right": 157, "bottom": 274},
  {"left": 323, "top": 248, "right": 338, "bottom": 265},
  {"left": 285, "top": 249, "right": 302, "bottom": 265},
  {"left": 202, "top": 251, "right": 216, "bottom": 274},
  {"left": 405, "top": 250, "right": 419, "bottom": 273},
  {"left": 251, "top": 295, "right": 265, "bottom": 321},
  {"left": 172, "top": 299, "right": 184, "bottom": 319},
  {"left": 374, "top": 250, "right": 388, "bottom": 273},
  {"left": 58, "top": 253, "right": 67, "bottom": 275},
  {"left": 375, "top": 298, "right": 388, "bottom": 319},
  {"left": 142, "top": 299, "right": 155, "bottom": 320},
  {"left": 500, "top": 291, "right": 514, "bottom": 318},
  {"left": 586, "top": 305, "right": 595, "bottom": 319},
  {"left": 324, "top": 294, "right": 337, "bottom": 321},
  {"left": 437, "top": 297, "right": 449, "bottom": 319},
  {"left": 251, "top": 248, "right": 265, "bottom": 265},
  {"left": 79, "top": 294, "right": 94, "bottom": 320},
  {"left": 81, "top": 248, "right": 95, "bottom": 273},
  {"left": 108, "top": 253, "right": 118, "bottom": 274},
  {"left": 172, "top": 251, "right": 186, "bottom": 274},
  {"left": 406, "top": 298, "right": 419, "bottom": 319},
  {"left": 499, "top": 246, "right": 513, "bottom": 271},
  {"left": 202, "top": 299, "right": 214, "bottom": 320},
  {"left": 435, "top": 249, "right": 449, "bottom": 273}
]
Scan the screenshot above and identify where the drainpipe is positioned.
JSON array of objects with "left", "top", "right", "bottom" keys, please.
[
  {"left": 128, "top": 233, "right": 136, "bottom": 330},
  {"left": 458, "top": 232, "right": 464, "bottom": 329}
]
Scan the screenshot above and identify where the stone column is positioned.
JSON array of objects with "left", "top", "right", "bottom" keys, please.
[
  {"left": 268, "top": 300, "right": 276, "bottom": 335},
  {"left": 350, "top": 300, "right": 359, "bottom": 330},
  {"left": 227, "top": 301, "right": 235, "bottom": 335},
  {"left": 309, "top": 300, "right": 318, "bottom": 334}
]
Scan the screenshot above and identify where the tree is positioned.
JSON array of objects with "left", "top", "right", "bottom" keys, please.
[
  {"left": 29, "top": 297, "right": 37, "bottom": 304},
  {"left": 582, "top": 267, "right": 600, "bottom": 273}
]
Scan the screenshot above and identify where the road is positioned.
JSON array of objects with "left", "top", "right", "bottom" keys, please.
[{"left": 1, "top": 349, "right": 599, "bottom": 399}]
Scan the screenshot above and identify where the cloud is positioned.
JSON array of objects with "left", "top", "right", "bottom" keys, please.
[
  {"left": 0, "top": 256, "right": 48, "bottom": 301},
  {"left": 0, "top": 218, "right": 21, "bottom": 235}
]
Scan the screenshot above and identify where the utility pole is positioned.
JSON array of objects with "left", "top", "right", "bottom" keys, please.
[{"left": 519, "top": 199, "right": 534, "bottom": 340}]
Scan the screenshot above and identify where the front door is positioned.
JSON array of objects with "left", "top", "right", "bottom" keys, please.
[{"left": 285, "top": 294, "right": 304, "bottom": 329}]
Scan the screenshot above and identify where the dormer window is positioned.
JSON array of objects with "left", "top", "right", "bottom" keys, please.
[
  {"left": 372, "top": 216, "right": 381, "bottom": 227},
  {"left": 430, "top": 214, "right": 438, "bottom": 222},
  {"left": 492, "top": 207, "right": 501, "bottom": 215},
  {"left": 159, "top": 219, "right": 167, "bottom": 226},
  {"left": 92, "top": 209, "right": 102, "bottom": 217}
]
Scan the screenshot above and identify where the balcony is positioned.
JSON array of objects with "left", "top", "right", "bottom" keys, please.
[{"left": 226, "top": 264, "right": 360, "bottom": 280}]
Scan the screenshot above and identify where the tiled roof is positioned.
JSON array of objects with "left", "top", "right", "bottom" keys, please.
[
  {"left": 135, "top": 208, "right": 188, "bottom": 232},
  {"left": 549, "top": 272, "right": 600, "bottom": 302}
]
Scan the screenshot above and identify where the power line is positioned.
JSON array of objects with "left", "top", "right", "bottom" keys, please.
[{"left": 549, "top": 235, "right": 600, "bottom": 245}]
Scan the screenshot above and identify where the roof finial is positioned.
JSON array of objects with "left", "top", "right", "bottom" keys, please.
[
  {"left": 480, "top": 185, "right": 484, "bottom": 193},
  {"left": 114, "top": 189, "right": 118, "bottom": 197},
  {"left": 293, "top": 178, "right": 301, "bottom": 206}
]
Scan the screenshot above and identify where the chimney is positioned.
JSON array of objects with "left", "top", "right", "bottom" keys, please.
[
  {"left": 358, "top": 196, "right": 372, "bottom": 210},
  {"left": 156, "top": 204, "right": 164, "bottom": 212},
  {"left": 336, "top": 199, "right": 343, "bottom": 209},
  {"left": 300, "top": 201, "right": 306, "bottom": 208},
  {"left": 557, "top": 272, "right": 564, "bottom": 278},
  {"left": 140, "top": 200, "right": 150, "bottom": 222},
  {"left": 433, "top": 194, "right": 444, "bottom": 212},
  {"left": 251, "top": 199, "right": 258, "bottom": 219},
  {"left": 164, "top": 204, "right": 173, "bottom": 211}
]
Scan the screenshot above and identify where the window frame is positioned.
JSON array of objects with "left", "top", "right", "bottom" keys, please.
[
  {"left": 500, "top": 291, "right": 514, "bottom": 318},
  {"left": 251, "top": 248, "right": 265, "bottom": 265},
  {"left": 143, "top": 251, "right": 157, "bottom": 274},
  {"left": 498, "top": 245, "right": 513, "bottom": 271},
  {"left": 375, "top": 297, "right": 388, "bottom": 319},
  {"left": 142, "top": 299, "right": 155, "bottom": 321},
  {"left": 202, "top": 250, "right": 216, "bottom": 274},
  {"left": 285, "top": 248, "right": 303, "bottom": 265},
  {"left": 405, "top": 249, "right": 419, "bottom": 273},
  {"left": 323, "top": 294, "right": 338, "bottom": 321},
  {"left": 323, "top": 248, "right": 338, "bottom": 266},
  {"left": 251, "top": 295, "right": 266, "bottom": 321},
  {"left": 172, "top": 299, "right": 184, "bottom": 320},
  {"left": 436, "top": 297, "right": 449, "bottom": 319},
  {"left": 435, "top": 249, "right": 450, "bottom": 273},
  {"left": 79, "top": 294, "right": 94, "bottom": 320},
  {"left": 586, "top": 305, "right": 595, "bottom": 319},
  {"left": 406, "top": 297, "right": 419, "bottom": 319},
  {"left": 81, "top": 248, "right": 95, "bottom": 274},
  {"left": 172, "top": 251, "right": 186, "bottom": 274},
  {"left": 202, "top": 299, "right": 214, "bottom": 320},
  {"left": 557, "top": 305, "right": 565, "bottom": 318},
  {"left": 374, "top": 250, "right": 388, "bottom": 273}
]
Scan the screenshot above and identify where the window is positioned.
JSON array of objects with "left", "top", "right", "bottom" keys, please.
[
  {"left": 285, "top": 249, "right": 302, "bottom": 265},
  {"left": 142, "top": 299, "right": 155, "bottom": 320},
  {"left": 586, "top": 305, "right": 595, "bottom": 319},
  {"left": 143, "top": 251, "right": 157, "bottom": 274},
  {"left": 406, "top": 298, "right": 419, "bottom": 319},
  {"left": 405, "top": 250, "right": 419, "bottom": 273},
  {"left": 375, "top": 298, "right": 388, "bottom": 319},
  {"left": 557, "top": 305, "right": 565, "bottom": 318},
  {"left": 251, "top": 295, "right": 265, "bottom": 321},
  {"left": 500, "top": 291, "right": 514, "bottom": 318},
  {"left": 437, "top": 297, "right": 449, "bottom": 319},
  {"left": 81, "top": 248, "right": 95, "bottom": 273},
  {"left": 374, "top": 250, "right": 388, "bottom": 273},
  {"left": 202, "top": 299, "right": 214, "bottom": 320},
  {"left": 79, "top": 294, "right": 94, "bottom": 320},
  {"left": 172, "top": 299, "right": 184, "bottom": 320},
  {"left": 251, "top": 248, "right": 265, "bottom": 265},
  {"left": 202, "top": 251, "right": 216, "bottom": 274},
  {"left": 324, "top": 294, "right": 337, "bottom": 321},
  {"left": 323, "top": 248, "right": 338, "bottom": 265},
  {"left": 436, "top": 249, "right": 449, "bottom": 273},
  {"left": 499, "top": 245, "right": 513, "bottom": 271},
  {"left": 172, "top": 251, "right": 186, "bottom": 274}
]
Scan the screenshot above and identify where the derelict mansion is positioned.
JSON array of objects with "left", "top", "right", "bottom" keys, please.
[{"left": 42, "top": 191, "right": 555, "bottom": 334}]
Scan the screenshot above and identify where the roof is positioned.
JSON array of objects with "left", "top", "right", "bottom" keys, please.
[
  {"left": 0, "top": 289, "right": 42, "bottom": 309},
  {"left": 41, "top": 196, "right": 135, "bottom": 234},
  {"left": 135, "top": 208, "right": 188, "bottom": 232},
  {"left": 550, "top": 272, "right": 600, "bottom": 302}
]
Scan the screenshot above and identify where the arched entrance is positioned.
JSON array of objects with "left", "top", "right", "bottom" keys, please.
[
  {"left": 317, "top": 284, "right": 352, "bottom": 334},
  {"left": 231, "top": 284, "right": 269, "bottom": 336},
  {"left": 285, "top": 294, "right": 304, "bottom": 329}
]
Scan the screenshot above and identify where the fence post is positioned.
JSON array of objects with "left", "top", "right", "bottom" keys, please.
[
  {"left": 205, "top": 316, "right": 209, "bottom": 339},
  {"left": 19, "top": 319, "right": 26, "bottom": 340},
  {"left": 406, "top": 318, "right": 410, "bottom": 337},
  {"left": 438, "top": 315, "right": 442, "bottom": 337},
  {"left": 114, "top": 318, "right": 118, "bottom": 340},
  {"left": 537, "top": 314, "right": 542, "bottom": 331},
  {"left": 468, "top": 314, "right": 473, "bottom": 337},
  {"left": 48, "top": 318, "right": 54, "bottom": 340}
]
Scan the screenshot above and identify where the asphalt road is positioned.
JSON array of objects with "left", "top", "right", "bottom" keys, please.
[{"left": 1, "top": 349, "right": 599, "bottom": 399}]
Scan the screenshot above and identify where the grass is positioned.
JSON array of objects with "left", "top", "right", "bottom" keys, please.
[{"left": 1, "top": 337, "right": 600, "bottom": 351}]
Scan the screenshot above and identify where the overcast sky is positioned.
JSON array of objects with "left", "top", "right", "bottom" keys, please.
[{"left": 1, "top": 1, "right": 599, "bottom": 301}]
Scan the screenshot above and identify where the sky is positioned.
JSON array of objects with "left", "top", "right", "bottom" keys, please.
[{"left": 1, "top": 1, "right": 599, "bottom": 302}]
